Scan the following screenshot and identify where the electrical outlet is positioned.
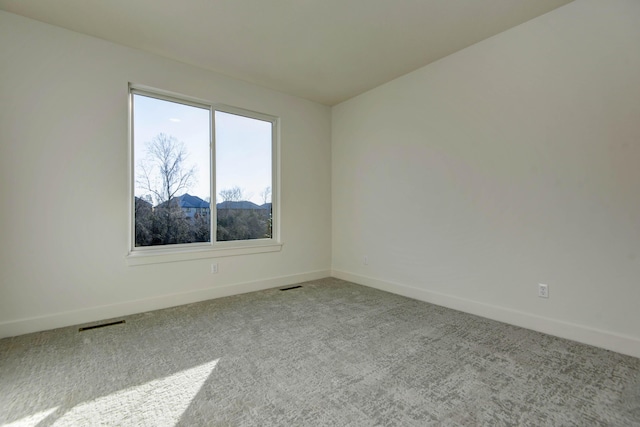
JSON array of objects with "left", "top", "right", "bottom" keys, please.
[
  {"left": 538, "top": 283, "right": 549, "bottom": 298},
  {"left": 363, "top": 256, "right": 369, "bottom": 265},
  {"left": 211, "top": 263, "right": 218, "bottom": 274}
]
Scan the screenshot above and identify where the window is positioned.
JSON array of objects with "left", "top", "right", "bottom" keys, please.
[{"left": 129, "top": 86, "right": 278, "bottom": 261}]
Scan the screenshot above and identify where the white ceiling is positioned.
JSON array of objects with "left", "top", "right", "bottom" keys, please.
[{"left": 0, "top": 0, "right": 573, "bottom": 105}]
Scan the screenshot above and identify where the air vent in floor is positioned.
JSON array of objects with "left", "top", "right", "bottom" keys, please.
[{"left": 79, "top": 320, "right": 126, "bottom": 332}]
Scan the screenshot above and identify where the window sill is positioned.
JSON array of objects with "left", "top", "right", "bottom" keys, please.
[{"left": 126, "top": 241, "right": 283, "bottom": 266}]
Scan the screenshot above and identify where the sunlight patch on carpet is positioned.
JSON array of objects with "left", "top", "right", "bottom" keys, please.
[
  {"left": 51, "top": 359, "right": 219, "bottom": 426},
  {"left": 4, "top": 407, "right": 59, "bottom": 427}
]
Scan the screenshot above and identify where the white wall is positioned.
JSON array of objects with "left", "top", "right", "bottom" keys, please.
[
  {"left": 332, "top": 0, "right": 640, "bottom": 358},
  {"left": 0, "top": 11, "right": 332, "bottom": 337}
]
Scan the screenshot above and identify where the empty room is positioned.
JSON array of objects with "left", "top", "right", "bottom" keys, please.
[{"left": 1, "top": 0, "right": 639, "bottom": 425}]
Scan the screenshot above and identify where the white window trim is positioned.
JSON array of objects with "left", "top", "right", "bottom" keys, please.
[
  {"left": 126, "top": 84, "right": 282, "bottom": 265},
  {"left": 125, "top": 241, "right": 283, "bottom": 266}
]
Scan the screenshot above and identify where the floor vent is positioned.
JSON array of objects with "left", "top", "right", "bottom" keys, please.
[
  {"left": 280, "top": 285, "right": 302, "bottom": 291},
  {"left": 79, "top": 320, "right": 126, "bottom": 332}
]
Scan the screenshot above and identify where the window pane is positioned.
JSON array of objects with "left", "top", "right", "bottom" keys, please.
[
  {"left": 133, "top": 94, "right": 211, "bottom": 247},
  {"left": 215, "top": 111, "right": 272, "bottom": 241}
]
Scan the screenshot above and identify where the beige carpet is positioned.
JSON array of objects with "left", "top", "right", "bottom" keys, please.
[{"left": 1, "top": 278, "right": 639, "bottom": 426}]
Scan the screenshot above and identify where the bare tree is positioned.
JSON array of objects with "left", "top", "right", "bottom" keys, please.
[
  {"left": 137, "top": 133, "right": 196, "bottom": 206},
  {"left": 219, "top": 186, "right": 245, "bottom": 202},
  {"left": 260, "top": 186, "right": 272, "bottom": 205},
  {"left": 136, "top": 133, "right": 198, "bottom": 245}
]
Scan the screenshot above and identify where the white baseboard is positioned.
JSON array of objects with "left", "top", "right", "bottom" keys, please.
[
  {"left": 332, "top": 269, "right": 640, "bottom": 359},
  {"left": 0, "top": 269, "right": 331, "bottom": 339}
]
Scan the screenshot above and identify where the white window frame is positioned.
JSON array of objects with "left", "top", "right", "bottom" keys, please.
[{"left": 127, "top": 85, "right": 282, "bottom": 265}]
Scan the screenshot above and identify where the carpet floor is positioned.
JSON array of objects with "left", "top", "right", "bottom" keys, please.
[{"left": 1, "top": 278, "right": 639, "bottom": 426}]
